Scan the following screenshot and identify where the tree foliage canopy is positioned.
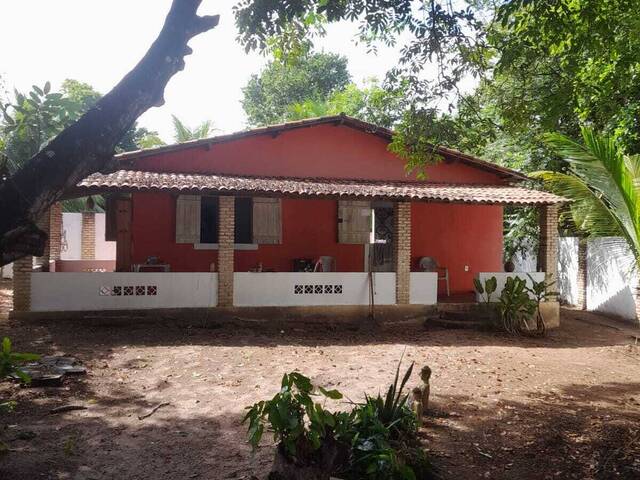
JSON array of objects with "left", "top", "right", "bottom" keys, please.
[{"left": 242, "top": 52, "right": 350, "bottom": 126}]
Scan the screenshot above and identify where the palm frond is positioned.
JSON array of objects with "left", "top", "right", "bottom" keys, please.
[
  {"left": 171, "top": 115, "right": 193, "bottom": 143},
  {"left": 542, "top": 128, "right": 640, "bottom": 260}
]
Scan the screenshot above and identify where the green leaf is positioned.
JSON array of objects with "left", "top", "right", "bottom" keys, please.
[
  {"left": 43, "top": 81, "right": 51, "bottom": 94},
  {"left": 318, "top": 386, "right": 343, "bottom": 399}
]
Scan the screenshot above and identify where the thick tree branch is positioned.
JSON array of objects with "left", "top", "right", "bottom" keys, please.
[{"left": 0, "top": 0, "right": 219, "bottom": 265}]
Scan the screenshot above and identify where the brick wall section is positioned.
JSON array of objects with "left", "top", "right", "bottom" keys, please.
[
  {"left": 217, "top": 196, "right": 235, "bottom": 306},
  {"left": 81, "top": 212, "right": 96, "bottom": 260},
  {"left": 538, "top": 204, "right": 559, "bottom": 301},
  {"left": 576, "top": 239, "right": 587, "bottom": 309},
  {"left": 49, "top": 203, "right": 63, "bottom": 264},
  {"left": 12, "top": 256, "right": 32, "bottom": 312},
  {"left": 35, "top": 209, "right": 51, "bottom": 269},
  {"left": 394, "top": 202, "right": 411, "bottom": 304}
]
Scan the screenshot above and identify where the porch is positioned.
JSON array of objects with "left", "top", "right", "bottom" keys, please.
[{"left": 12, "top": 170, "right": 564, "bottom": 323}]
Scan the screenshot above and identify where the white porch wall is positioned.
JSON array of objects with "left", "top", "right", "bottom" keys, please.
[
  {"left": 233, "top": 272, "right": 396, "bottom": 307},
  {"left": 31, "top": 273, "right": 217, "bottom": 311},
  {"left": 475, "top": 272, "right": 545, "bottom": 302},
  {"left": 409, "top": 272, "right": 438, "bottom": 305}
]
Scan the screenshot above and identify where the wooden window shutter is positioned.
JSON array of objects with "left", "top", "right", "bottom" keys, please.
[
  {"left": 104, "top": 195, "right": 118, "bottom": 241},
  {"left": 175, "top": 195, "right": 201, "bottom": 243},
  {"left": 338, "top": 200, "right": 372, "bottom": 244},
  {"left": 252, "top": 197, "right": 282, "bottom": 244}
]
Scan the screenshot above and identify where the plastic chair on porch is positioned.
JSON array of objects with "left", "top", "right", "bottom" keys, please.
[
  {"left": 419, "top": 257, "right": 450, "bottom": 297},
  {"left": 314, "top": 256, "right": 335, "bottom": 272}
]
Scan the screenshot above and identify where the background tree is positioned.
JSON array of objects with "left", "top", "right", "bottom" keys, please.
[
  {"left": 171, "top": 114, "right": 216, "bottom": 141},
  {"left": 0, "top": 0, "right": 219, "bottom": 265},
  {"left": 242, "top": 51, "right": 350, "bottom": 126}
]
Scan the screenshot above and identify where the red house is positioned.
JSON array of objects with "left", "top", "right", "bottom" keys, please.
[{"left": 17, "top": 115, "right": 564, "bottom": 324}]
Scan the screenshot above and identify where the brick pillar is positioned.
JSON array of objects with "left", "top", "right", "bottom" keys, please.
[
  {"left": 12, "top": 255, "right": 32, "bottom": 312},
  {"left": 81, "top": 212, "right": 96, "bottom": 260},
  {"left": 217, "top": 196, "right": 235, "bottom": 307},
  {"left": 49, "top": 203, "right": 62, "bottom": 266},
  {"left": 576, "top": 239, "right": 587, "bottom": 309},
  {"left": 394, "top": 202, "right": 411, "bottom": 304},
  {"left": 538, "top": 204, "right": 559, "bottom": 301}
]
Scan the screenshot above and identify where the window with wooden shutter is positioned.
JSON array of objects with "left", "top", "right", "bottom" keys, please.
[
  {"left": 338, "top": 200, "right": 372, "bottom": 244},
  {"left": 175, "top": 195, "right": 201, "bottom": 243},
  {"left": 104, "top": 195, "right": 118, "bottom": 241},
  {"left": 252, "top": 197, "right": 281, "bottom": 244}
]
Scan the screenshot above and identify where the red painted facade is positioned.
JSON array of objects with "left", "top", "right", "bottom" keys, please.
[{"left": 127, "top": 123, "right": 505, "bottom": 294}]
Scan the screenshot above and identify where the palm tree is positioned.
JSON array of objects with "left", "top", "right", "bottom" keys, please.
[
  {"left": 171, "top": 115, "right": 216, "bottom": 142},
  {"left": 532, "top": 127, "right": 640, "bottom": 315}
]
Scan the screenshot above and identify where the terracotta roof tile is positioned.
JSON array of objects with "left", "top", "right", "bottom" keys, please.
[{"left": 77, "top": 170, "right": 566, "bottom": 205}]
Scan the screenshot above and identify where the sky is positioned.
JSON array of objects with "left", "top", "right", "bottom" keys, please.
[{"left": 0, "top": 0, "right": 405, "bottom": 143}]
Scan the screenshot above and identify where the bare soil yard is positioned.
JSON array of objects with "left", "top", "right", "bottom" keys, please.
[{"left": 1, "top": 279, "right": 639, "bottom": 479}]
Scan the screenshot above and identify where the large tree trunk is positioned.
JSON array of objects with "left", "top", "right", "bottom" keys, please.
[{"left": 0, "top": 0, "right": 219, "bottom": 266}]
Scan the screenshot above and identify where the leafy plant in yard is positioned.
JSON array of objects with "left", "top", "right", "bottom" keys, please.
[
  {"left": 473, "top": 276, "right": 497, "bottom": 303},
  {"left": 244, "top": 362, "right": 436, "bottom": 480},
  {"left": 244, "top": 371, "right": 344, "bottom": 460},
  {"left": 526, "top": 275, "right": 558, "bottom": 336},
  {"left": 0, "top": 337, "right": 40, "bottom": 384},
  {"left": 497, "top": 277, "right": 537, "bottom": 335}
]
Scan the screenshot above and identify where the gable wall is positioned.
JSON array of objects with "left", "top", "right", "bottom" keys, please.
[{"left": 129, "top": 124, "right": 504, "bottom": 184}]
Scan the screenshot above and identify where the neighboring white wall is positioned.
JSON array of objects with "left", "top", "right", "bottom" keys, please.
[
  {"left": 409, "top": 272, "right": 438, "bottom": 305},
  {"left": 31, "top": 272, "right": 218, "bottom": 311},
  {"left": 475, "top": 272, "right": 545, "bottom": 302},
  {"left": 61, "top": 213, "right": 116, "bottom": 261},
  {"left": 532, "top": 236, "right": 638, "bottom": 321},
  {"left": 558, "top": 237, "right": 579, "bottom": 306},
  {"left": 586, "top": 237, "right": 637, "bottom": 320},
  {"left": 234, "top": 272, "right": 396, "bottom": 307},
  {"left": 1, "top": 263, "right": 13, "bottom": 279},
  {"left": 61, "top": 213, "right": 82, "bottom": 260}
]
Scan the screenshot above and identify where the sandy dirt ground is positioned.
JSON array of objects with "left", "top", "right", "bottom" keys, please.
[{"left": 1, "top": 279, "right": 639, "bottom": 480}]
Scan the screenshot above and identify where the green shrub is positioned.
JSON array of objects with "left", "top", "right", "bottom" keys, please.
[
  {"left": 0, "top": 337, "right": 40, "bottom": 384},
  {"left": 244, "top": 363, "right": 436, "bottom": 479}
]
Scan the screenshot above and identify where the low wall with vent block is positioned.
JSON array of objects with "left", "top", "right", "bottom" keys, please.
[{"left": 30, "top": 273, "right": 217, "bottom": 311}]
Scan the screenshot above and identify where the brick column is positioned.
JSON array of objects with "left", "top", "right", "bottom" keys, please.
[
  {"left": 217, "top": 196, "right": 235, "bottom": 307},
  {"left": 81, "top": 212, "right": 96, "bottom": 260},
  {"left": 538, "top": 204, "right": 559, "bottom": 301},
  {"left": 394, "top": 202, "right": 411, "bottom": 304},
  {"left": 576, "top": 239, "right": 587, "bottom": 309},
  {"left": 49, "top": 203, "right": 63, "bottom": 267},
  {"left": 12, "top": 255, "right": 32, "bottom": 312}
]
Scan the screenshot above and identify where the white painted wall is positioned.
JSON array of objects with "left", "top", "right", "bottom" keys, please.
[
  {"left": 31, "top": 272, "right": 217, "bottom": 312},
  {"left": 409, "top": 272, "right": 438, "bottom": 305},
  {"left": 94, "top": 213, "right": 117, "bottom": 260},
  {"left": 558, "top": 237, "right": 579, "bottom": 306},
  {"left": 234, "top": 272, "right": 396, "bottom": 307},
  {"left": 586, "top": 237, "right": 637, "bottom": 320},
  {"left": 61, "top": 213, "right": 116, "bottom": 260},
  {"left": 1, "top": 263, "right": 13, "bottom": 279},
  {"left": 475, "top": 272, "right": 545, "bottom": 302},
  {"left": 516, "top": 236, "right": 638, "bottom": 321},
  {"left": 61, "top": 213, "right": 82, "bottom": 260}
]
